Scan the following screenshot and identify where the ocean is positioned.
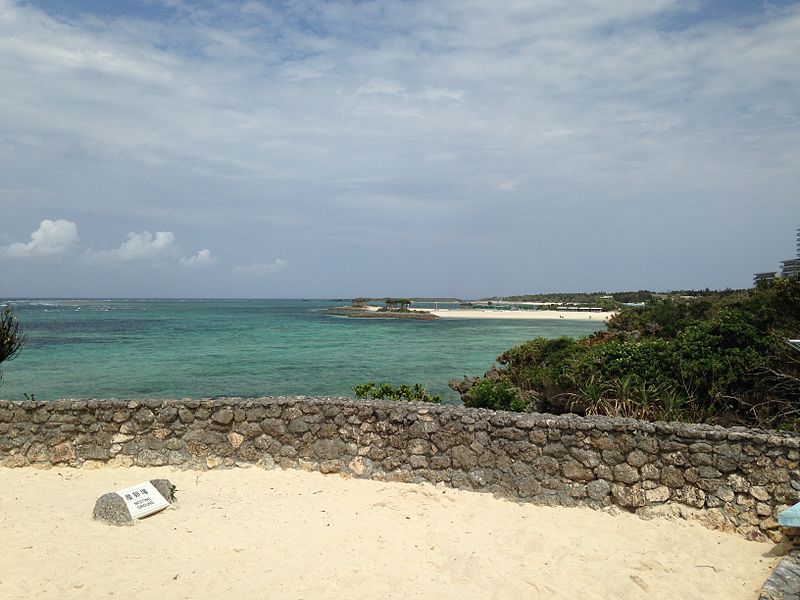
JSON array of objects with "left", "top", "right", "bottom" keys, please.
[{"left": 0, "top": 299, "right": 604, "bottom": 402}]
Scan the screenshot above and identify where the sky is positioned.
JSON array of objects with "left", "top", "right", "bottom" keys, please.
[{"left": 0, "top": 0, "right": 798, "bottom": 299}]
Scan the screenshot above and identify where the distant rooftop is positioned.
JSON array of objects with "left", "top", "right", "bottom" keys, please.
[{"left": 754, "top": 227, "right": 800, "bottom": 285}]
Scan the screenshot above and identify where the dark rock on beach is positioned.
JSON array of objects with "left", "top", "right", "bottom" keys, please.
[
  {"left": 93, "top": 492, "right": 134, "bottom": 526},
  {"left": 92, "top": 478, "right": 176, "bottom": 526}
]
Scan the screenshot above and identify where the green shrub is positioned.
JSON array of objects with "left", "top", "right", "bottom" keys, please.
[
  {"left": 464, "top": 377, "right": 527, "bottom": 412},
  {"left": 460, "top": 280, "right": 800, "bottom": 429},
  {"left": 353, "top": 382, "right": 441, "bottom": 403},
  {"left": 0, "top": 306, "right": 25, "bottom": 384}
]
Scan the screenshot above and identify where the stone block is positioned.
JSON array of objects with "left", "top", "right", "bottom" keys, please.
[
  {"left": 644, "top": 486, "right": 670, "bottom": 503},
  {"left": 532, "top": 455, "right": 560, "bottom": 476},
  {"left": 626, "top": 449, "right": 648, "bottom": 468},
  {"left": 451, "top": 445, "right": 477, "bottom": 469},
  {"left": 750, "top": 485, "right": 771, "bottom": 501},
  {"left": 288, "top": 417, "right": 311, "bottom": 434},
  {"left": 211, "top": 408, "right": 234, "bottom": 425},
  {"left": 587, "top": 479, "right": 611, "bottom": 501},
  {"left": 312, "top": 438, "right": 346, "bottom": 460},
  {"left": 640, "top": 463, "right": 660, "bottom": 480},
  {"left": 563, "top": 460, "right": 595, "bottom": 482},
  {"left": 407, "top": 439, "right": 430, "bottom": 455},
  {"left": 728, "top": 474, "right": 750, "bottom": 493},
  {"left": 261, "top": 418, "right": 286, "bottom": 436},
  {"left": 320, "top": 459, "right": 340, "bottom": 474},
  {"left": 136, "top": 449, "right": 167, "bottom": 467},
  {"left": 133, "top": 408, "right": 155, "bottom": 425},
  {"left": 612, "top": 463, "right": 639, "bottom": 484},
  {"left": 178, "top": 407, "right": 194, "bottom": 424},
  {"left": 49, "top": 441, "right": 75, "bottom": 463},
  {"left": 611, "top": 483, "right": 647, "bottom": 508},
  {"left": 543, "top": 443, "right": 568, "bottom": 458},
  {"left": 517, "top": 476, "right": 541, "bottom": 498},
  {"left": 569, "top": 447, "right": 601, "bottom": 468},
  {"left": 409, "top": 455, "right": 428, "bottom": 469},
  {"left": 79, "top": 445, "right": 110, "bottom": 461},
  {"left": 227, "top": 432, "right": 244, "bottom": 449},
  {"left": 348, "top": 456, "right": 374, "bottom": 478}
]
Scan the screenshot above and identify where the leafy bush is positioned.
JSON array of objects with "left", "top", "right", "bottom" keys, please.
[
  {"left": 463, "top": 377, "right": 528, "bottom": 412},
  {"left": 353, "top": 382, "right": 441, "bottom": 403},
  {"left": 457, "top": 281, "right": 800, "bottom": 430},
  {"left": 0, "top": 306, "right": 25, "bottom": 383}
]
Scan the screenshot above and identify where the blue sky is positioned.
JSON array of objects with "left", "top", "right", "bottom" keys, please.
[{"left": 1, "top": 0, "right": 799, "bottom": 298}]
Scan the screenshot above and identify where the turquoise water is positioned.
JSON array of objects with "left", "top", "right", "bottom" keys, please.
[{"left": 0, "top": 299, "right": 604, "bottom": 402}]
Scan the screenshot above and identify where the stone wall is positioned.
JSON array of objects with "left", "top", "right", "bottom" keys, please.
[{"left": 1, "top": 397, "right": 799, "bottom": 542}]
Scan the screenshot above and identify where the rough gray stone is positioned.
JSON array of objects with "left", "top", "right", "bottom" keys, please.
[
  {"left": 93, "top": 479, "right": 176, "bottom": 526},
  {"left": 517, "top": 475, "right": 541, "bottom": 498},
  {"left": 759, "top": 554, "right": 800, "bottom": 600},
  {"left": 640, "top": 463, "right": 660, "bottom": 480},
  {"left": 211, "top": 409, "right": 234, "bottom": 425},
  {"left": 587, "top": 479, "right": 611, "bottom": 501},
  {"left": 150, "top": 479, "right": 177, "bottom": 502},
  {"left": 288, "top": 417, "right": 310, "bottom": 434},
  {"left": 569, "top": 448, "right": 601, "bottom": 468},
  {"left": 407, "top": 439, "right": 430, "bottom": 455},
  {"left": 626, "top": 450, "right": 648, "bottom": 468},
  {"left": 313, "top": 438, "right": 346, "bottom": 460},
  {"left": 133, "top": 408, "right": 155, "bottom": 425},
  {"left": 611, "top": 483, "right": 647, "bottom": 508},
  {"left": 613, "top": 463, "right": 639, "bottom": 484},
  {"left": 178, "top": 407, "right": 194, "bottom": 424},
  {"left": 563, "top": 460, "right": 595, "bottom": 481},
  {"left": 93, "top": 493, "right": 134, "bottom": 526},
  {"left": 451, "top": 445, "right": 477, "bottom": 469},
  {"left": 751, "top": 486, "right": 771, "bottom": 501},
  {"left": 533, "top": 455, "right": 560, "bottom": 476}
]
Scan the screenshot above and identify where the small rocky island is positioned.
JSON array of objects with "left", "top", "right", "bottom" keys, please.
[{"left": 325, "top": 298, "right": 439, "bottom": 320}]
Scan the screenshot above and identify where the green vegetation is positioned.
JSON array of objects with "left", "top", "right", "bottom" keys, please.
[
  {"left": 353, "top": 382, "right": 441, "bottom": 403},
  {"left": 493, "top": 289, "right": 734, "bottom": 312},
  {"left": 0, "top": 306, "right": 25, "bottom": 383},
  {"left": 456, "top": 280, "right": 800, "bottom": 430},
  {"left": 381, "top": 298, "right": 412, "bottom": 311},
  {"left": 462, "top": 377, "right": 529, "bottom": 412}
]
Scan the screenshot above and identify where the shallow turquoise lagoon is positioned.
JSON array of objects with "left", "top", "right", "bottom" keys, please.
[{"left": 0, "top": 299, "right": 603, "bottom": 402}]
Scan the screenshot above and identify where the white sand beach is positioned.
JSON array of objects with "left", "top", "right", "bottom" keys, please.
[
  {"left": 0, "top": 466, "right": 778, "bottom": 600},
  {"left": 424, "top": 308, "right": 616, "bottom": 321},
  {"left": 358, "top": 305, "right": 616, "bottom": 321}
]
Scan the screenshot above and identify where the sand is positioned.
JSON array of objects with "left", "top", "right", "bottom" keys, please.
[
  {"left": 0, "top": 466, "right": 779, "bottom": 599},
  {"left": 423, "top": 308, "right": 616, "bottom": 321},
  {"left": 357, "top": 304, "right": 615, "bottom": 321}
]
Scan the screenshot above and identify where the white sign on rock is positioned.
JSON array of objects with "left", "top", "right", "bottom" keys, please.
[{"left": 116, "top": 481, "right": 170, "bottom": 520}]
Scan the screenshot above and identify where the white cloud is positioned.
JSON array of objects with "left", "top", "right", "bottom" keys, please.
[
  {"left": 2, "top": 219, "right": 79, "bottom": 258},
  {"left": 88, "top": 231, "right": 218, "bottom": 268},
  {"left": 233, "top": 259, "right": 287, "bottom": 276},
  {"left": 497, "top": 179, "right": 519, "bottom": 193},
  {"left": 100, "top": 231, "right": 180, "bottom": 261},
  {"left": 180, "top": 248, "right": 217, "bottom": 267},
  {"left": 1, "top": 1, "right": 798, "bottom": 294},
  {"left": 355, "top": 78, "right": 406, "bottom": 96}
]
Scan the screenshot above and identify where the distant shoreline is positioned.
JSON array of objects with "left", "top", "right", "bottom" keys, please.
[
  {"left": 329, "top": 304, "right": 616, "bottom": 322},
  {"left": 422, "top": 308, "right": 616, "bottom": 321}
]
